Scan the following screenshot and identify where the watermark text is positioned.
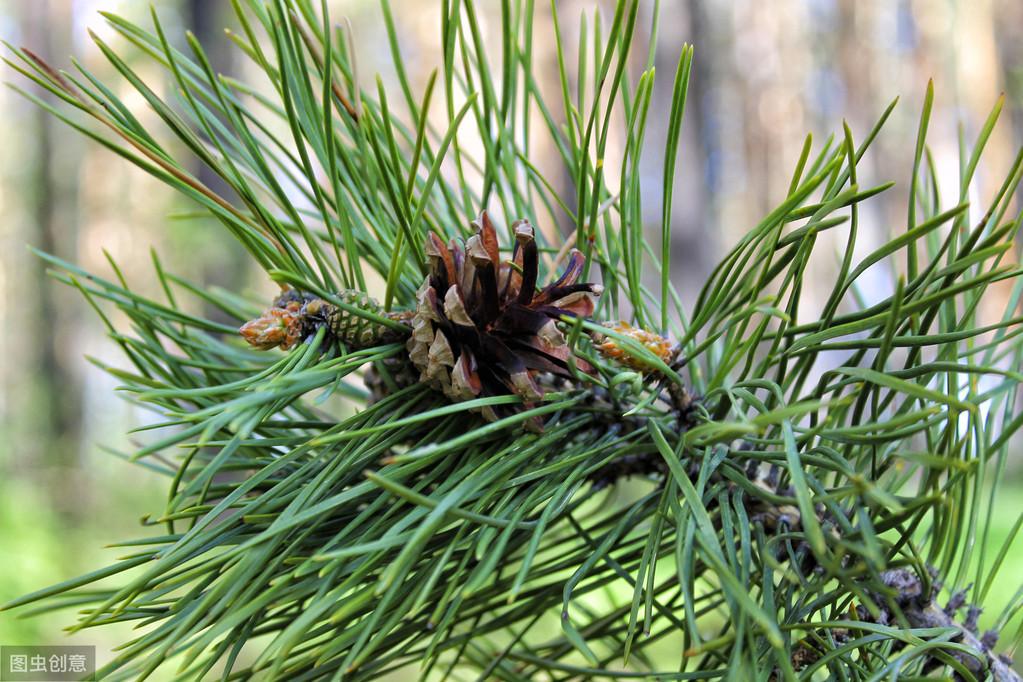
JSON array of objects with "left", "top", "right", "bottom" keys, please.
[{"left": 1, "top": 647, "right": 95, "bottom": 681}]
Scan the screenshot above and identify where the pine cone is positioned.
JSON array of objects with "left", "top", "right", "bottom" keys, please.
[
  {"left": 240, "top": 289, "right": 411, "bottom": 351},
  {"left": 407, "top": 211, "right": 602, "bottom": 424}
]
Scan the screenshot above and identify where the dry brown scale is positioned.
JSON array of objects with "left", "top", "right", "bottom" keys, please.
[
  {"left": 786, "top": 568, "right": 1020, "bottom": 680},
  {"left": 858, "top": 568, "right": 1019, "bottom": 681}
]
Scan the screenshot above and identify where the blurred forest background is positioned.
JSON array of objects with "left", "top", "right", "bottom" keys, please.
[{"left": 2, "top": 0, "right": 1023, "bottom": 675}]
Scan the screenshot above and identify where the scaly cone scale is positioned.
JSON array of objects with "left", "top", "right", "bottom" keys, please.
[{"left": 407, "top": 211, "right": 603, "bottom": 425}]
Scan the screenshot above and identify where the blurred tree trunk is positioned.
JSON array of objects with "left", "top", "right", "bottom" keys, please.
[
  {"left": 994, "top": 0, "right": 1023, "bottom": 209},
  {"left": 17, "top": 0, "right": 84, "bottom": 519},
  {"left": 187, "top": 0, "right": 252, "bottom": 323},
  {"left": 667, "top": 0, "right": 715, "bottom": 295}
]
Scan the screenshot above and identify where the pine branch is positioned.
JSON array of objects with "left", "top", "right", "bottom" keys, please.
[{"left": 3, "top": 0, "right": 1023, "bottom": 679}]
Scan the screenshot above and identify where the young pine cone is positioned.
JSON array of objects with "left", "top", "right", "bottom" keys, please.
[
  {"left": 239, "top": 289, "right": 411, "bottom": 351},
  {"left": 407, "top": 211, "right": 602, "bottom": 424}
]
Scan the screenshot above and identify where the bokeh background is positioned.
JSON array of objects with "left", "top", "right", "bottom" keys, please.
[{"left": 1, "top": 0, "right": 1022, "bottom": 676}]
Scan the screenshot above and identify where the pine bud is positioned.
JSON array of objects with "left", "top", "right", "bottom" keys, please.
[{"left": 595, "top": 321, "right": 677, "bottom": 372}]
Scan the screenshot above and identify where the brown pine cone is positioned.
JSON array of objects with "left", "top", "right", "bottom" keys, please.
[{"left": 406, "top": 211, "right": 602, "bottom": 424}]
